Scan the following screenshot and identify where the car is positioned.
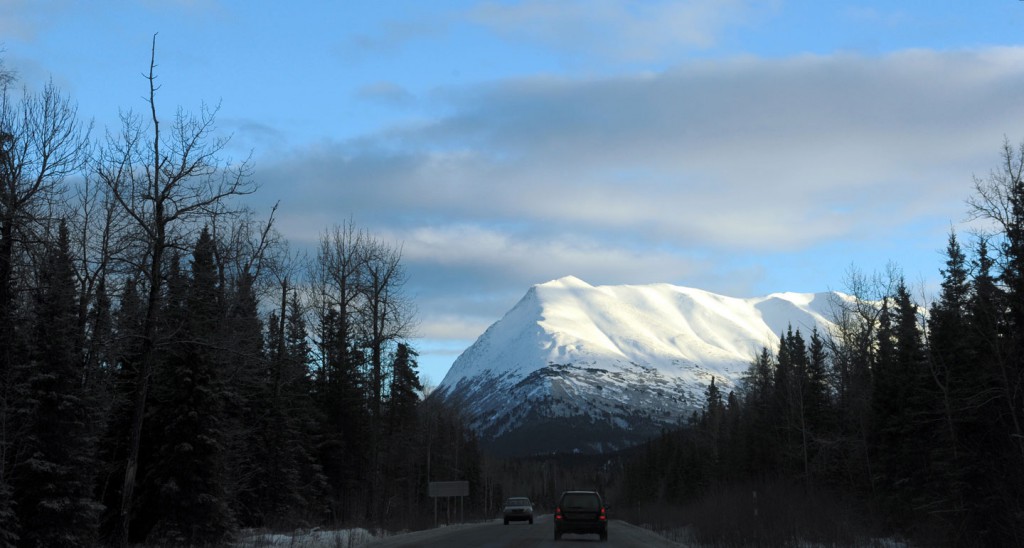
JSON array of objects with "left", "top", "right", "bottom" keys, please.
[
  {"left": 502, "top": 496, "right": 534, "bottom": 525},
  {"left": 553, "top": 490, "right": 607, "bottom": 541}
]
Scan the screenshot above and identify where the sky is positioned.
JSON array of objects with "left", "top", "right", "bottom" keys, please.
[{"left": 3, "top": 1, "right": 1024, "bottom": 386}]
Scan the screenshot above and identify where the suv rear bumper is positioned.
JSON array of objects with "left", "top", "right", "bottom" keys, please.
[{"left": 555, "top": 521, "right": 607, "bottom": 535}]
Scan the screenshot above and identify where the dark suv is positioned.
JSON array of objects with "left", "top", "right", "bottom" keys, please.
[{"left": 553, "top": 490, "right": 607, "bottom": 541}]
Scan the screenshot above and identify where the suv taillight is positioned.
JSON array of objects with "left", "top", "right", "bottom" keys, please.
[
  {"left": 599, "top": 506, "right": 607, "bottom": 521},
  {"left": 555, "top": 506, "right": 563, "bottom": 520}
]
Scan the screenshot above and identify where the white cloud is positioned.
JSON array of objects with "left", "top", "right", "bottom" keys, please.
[
  {"left": 388, "top": 223, "right": 706, "bottom": 283},
  {"left": 251, "top": 47, "right": 1024, "bottom": 349},
  {"left": 262, "top": 47, "right": 1024, "bottom": 246}
]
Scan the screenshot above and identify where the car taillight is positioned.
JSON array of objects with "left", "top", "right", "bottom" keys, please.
[
  {"left": 599, "top": 506, "right": 607, "bottom": 521},
  {"left": 555, "top": 507, "right": 563, "bottom": 520}
]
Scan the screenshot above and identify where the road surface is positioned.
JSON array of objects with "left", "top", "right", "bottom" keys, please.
[{"left": 368, "top": 514, "right": 682, "bottom": 547}]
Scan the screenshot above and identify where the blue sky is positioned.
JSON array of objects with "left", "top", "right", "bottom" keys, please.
[{"left": 3, "top": 1, "right": 1024, "bottom": 386}]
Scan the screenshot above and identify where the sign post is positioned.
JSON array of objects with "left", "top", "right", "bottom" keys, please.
[{"left": 429, "top": 481, "right": 469, "bottom": 527}]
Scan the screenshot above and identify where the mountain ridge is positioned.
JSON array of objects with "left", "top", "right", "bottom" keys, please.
[{"left": 434, "top": 276, "right": 846, "bottom": 456}]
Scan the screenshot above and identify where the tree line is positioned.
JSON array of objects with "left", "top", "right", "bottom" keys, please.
[
  {"left": 619, "top": 140, "right": 1024, "bottom": 546},
  {"left": 0, "top": 43, "right": 481, "bottom": 547}
]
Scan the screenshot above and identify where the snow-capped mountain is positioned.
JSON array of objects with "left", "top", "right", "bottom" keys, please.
[{"left": 432, "top": 276, "right": 844, "bottom": 456}]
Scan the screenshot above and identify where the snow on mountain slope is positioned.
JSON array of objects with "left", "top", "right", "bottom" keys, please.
[{"left": 433, "top": 276, "right": 843, "bottom": 456}]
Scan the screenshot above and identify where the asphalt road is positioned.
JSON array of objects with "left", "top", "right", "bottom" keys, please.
[{"left": 368, "top": 514, "right": 683, "bottom": 547}]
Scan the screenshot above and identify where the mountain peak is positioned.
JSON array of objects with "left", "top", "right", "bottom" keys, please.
[
  {"left": 536, "top": 275, "right": 592, "bottom": 289},
  {"left": 434, "top": 280, "right": 842, "bottom": 456}
]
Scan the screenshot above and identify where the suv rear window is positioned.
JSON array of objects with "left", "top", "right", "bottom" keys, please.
[
  {"left": 507, "top": 498, "right": 530, "bottom": 505},
  {"left": 560, "top": 493, "right": 599, "bottom": 510}
]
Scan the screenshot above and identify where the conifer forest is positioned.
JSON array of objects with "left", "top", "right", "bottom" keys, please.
[
  {"left": 0, "top": 49, "right": 482, "bottom": 547},
  {"left": 3, "top": 45, "right": 1024, "bottom": 547},
  {"left": 614, "top": 141, "right": 1024, "bottom": 546}
]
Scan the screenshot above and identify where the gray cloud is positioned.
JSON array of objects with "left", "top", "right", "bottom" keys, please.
[
  {"left": 355, "top": 81, "right": 415, "bottom": 106},
  {"left": 0, "top": 0, "right": 68, "bottom": 42},
  {"left": 339, "top": 17, "right": 449, "bottom": 63},
  {"left": 467, "top": 0, "right": 767, "bottom": 61},
  {"left": 250, "top": 47, "right": 1024, "bottom": 347}
]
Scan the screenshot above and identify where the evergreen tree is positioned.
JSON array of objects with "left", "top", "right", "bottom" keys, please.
[
  {"left": 804, "top": 327, "right": 831, "bottom": 433},
  {"left": 740, "top": 348, "right": 776, "bottom": 477},
  {"left": 282, "top": 293, "right": 327, "bottom": 525},
  {"left": 145, "top": 228, "right": 235, "bottom": 545},
  {"left": 97, "top": 276, "right": 145, "bottom": 541},
  {"left": 968, "top": 238, "right": 1000, "bottom": 373},
  {"left": 721, "top": 390, "right": 744, "bottom": 475},
  {"left": 253, "top": 290, "right": 324, "bottom": 527},
  {"left": 964, "top": 237, "right": 1024, "bottom": 542},
  {"left": 1001, "top": 143, "right": 1024, "bottom": 360},
  {"left": 923, "top": 230, "right": 975, "bottom": 537},
  {"left": 699, "top": 376, "right": 725, "bottom": 465},
  {"left": 382, "top": 343, "right": 422, "bottom": 523},
  {"left": 317, "top": 307, "right": 369, "bottom": 523},
  {"left": 871, "top": 281, "right": 930, "bottom": 529},
  {"left": 998, "top": 145, "right": 1024, "bottom": 502},
  {"left": 220, "top": 270, "right": 267, "bottom": 528},
  {"left": 0, "top": 481, "right": 15, "bottom": 548},
  {"left": 387, "top": 343, "right": 423, "bottom": 435},
  {"left": 13, "top": 221, "right": 102, "bottom": 547}
]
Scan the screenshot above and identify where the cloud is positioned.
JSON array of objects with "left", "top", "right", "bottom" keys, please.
[
  {"left": 467, "top": 0, "right": 766, "bottom": 61},
  {"left": 220, "top": 117, "right": 289, "bottom": 159},
  {"left": 842, "top": 5, "right": 908, "bottom": 27},
  {"left": 251, "top": 47, "right": 1024, "bottom": 346},
  {"left": 0, "top": 0, "right": 67, "bottom": 41},
  {"left": 340, "top": 17, "right": 448, "bottom": 62},
  {"left": 389, "top": 223, "right": 706, "bottom": 284},
  {"left": 262, "top": 48, "right": 1024, "bottom": 243},
  {"left": 355, "top": 81, "right": 415, "bottom": 106},
  {"left": 396, "top": 225, "right": 710, "bottom": 343}
]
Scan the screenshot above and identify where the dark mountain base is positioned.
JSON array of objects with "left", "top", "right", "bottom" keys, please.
[{"left": 481, "top": 412, "right": 666, "bottom": 457}]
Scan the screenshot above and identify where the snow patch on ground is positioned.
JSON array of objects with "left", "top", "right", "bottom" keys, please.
[{"left": 234, "top": 527, "right": 375, "bottom": 547}]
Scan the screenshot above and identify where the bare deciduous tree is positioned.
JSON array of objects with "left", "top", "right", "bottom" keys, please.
[
  {"left": 965, "top": 138, "right": 1024, "bottom": 464},
  {"left": 0, "top": 72, "right": 89, "bottom": 506},
  {"left": 309, "top": 220, "right": 368, "bottom": 385},
  {"left": 361, "top": 235, "right": 414, "bottom": 420},
  {"left": 95, "top": 36, "right": 256, "bottom": 547},
  {"left": 967, "top": 138, "right": 1024, "bottom": 243},
  {"left": 0, "top": 76, "right": 90, "bottom": 354}
]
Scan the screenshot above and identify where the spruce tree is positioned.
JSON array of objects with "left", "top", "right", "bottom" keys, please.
[
  {"left": 804, "top": 327, "right": 831, "bottom": 433},
  {"left": 145, "top": 228, "right": 235, "bottom": 545},
  {"left": 13, "top": 221, "right": 102, "bottom": 547},
  {"left": 999, "top": 149, "right": 1024, "bottom": 477},
  {"left": 387, "top": 343, "right": 422, "bottom": 434},
  {"left": 220, "top": 270, "right": 266, "bottom": 528},
  {"left": 317, "top": 307, "right": 368, "bottom": 523},
  {"left": 700, "top": 376, "right": 725, "bottom": 465},
  {"left": 282, "top": 293, "right": 327, "bottom": 525},
  {"left": 894, "top": 282, "right": 932, "bottom": 514},
  {"left": 1001, "top": 145, "right": 1024, "bottom": 355},
  {"left": 253, "top": 290, "right": 324, "bottom": 527},
  {"left": 741, "top": 348, "right": 776, "bottom": 477},
  {"left": 870, "top": 293, "right": 902, "bottom": 523},
  {"left": 383, "top": 343, "right": 423, "bottom": 522},
  {"left": 871, "top": 281, "right": 930, "bottom": 530},
  {"left": 966, "top": 237, "right": 1024, "bottom": 542},
  {"left": 97, "top": 276, "right": 145, "bottom": 541},
  {"left": 924, "top": 230, "right": 974, "bottom": 536}
]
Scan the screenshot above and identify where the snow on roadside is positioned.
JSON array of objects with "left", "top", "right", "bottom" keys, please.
[{"left": 233, "top": 527, "right": 375, "bottom": 547}]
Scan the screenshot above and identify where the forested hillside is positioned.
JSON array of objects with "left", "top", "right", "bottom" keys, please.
[
  {"left": 617, "top": 141, "right": 1024, "bottom": 546},
  {"left": 0, "top": 47, "right": 481, "bottom": 547}
]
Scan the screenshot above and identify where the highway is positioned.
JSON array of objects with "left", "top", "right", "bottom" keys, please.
[{"left": 368, "top": 514, "right": 683, "bottom": 547}]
